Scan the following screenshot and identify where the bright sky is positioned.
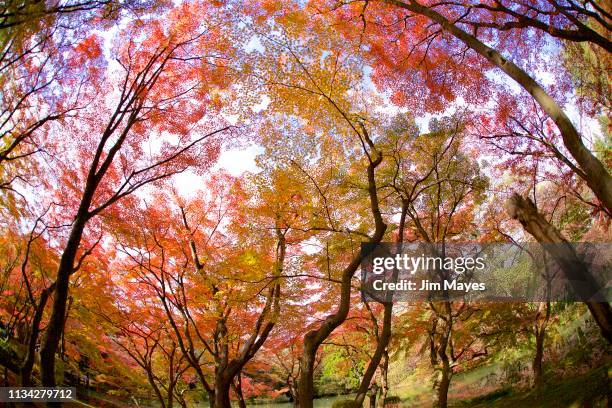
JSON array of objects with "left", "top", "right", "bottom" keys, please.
[
  {"left": 99, "top": 25, "right": 604, "bottom": 200},
  {"left": 171, "top": 144, "right": 263, "bottom": 196}
]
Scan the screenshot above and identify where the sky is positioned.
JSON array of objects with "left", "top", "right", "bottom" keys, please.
[{"left": 94, "top": 19, "right": 605, "bottom": 201}]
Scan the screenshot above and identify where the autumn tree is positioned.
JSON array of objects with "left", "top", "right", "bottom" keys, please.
[
  {"left": 104, "top": 304, "right": 192, "bottom": 408},
  {"left": 309, "top": 0, "right": 611, "bottom": 215},
  {"left": 309, "top": 0, "right": 612, "bottom": 349},
  {"left": 0, "top": 213, "right": 66, "bottom": 386},
  {"left": 379, "top": 115, "right": 518, "bottom": 408},
  {"left": 243, "top": 14, "right": 394, "bottom": 404},
  {"left": 0, "top": 0, "right": 156, "bottom": 190},
  {"left": 37, "top": 2, "right": 234, "bottom": 387},
  {"left": 106, "top": 169, "right": 309, "bottom": 407}
]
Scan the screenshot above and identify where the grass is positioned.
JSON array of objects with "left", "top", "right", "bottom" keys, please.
[
  {"left": 384, "top": 347, "right": 609, "bottom": 408},
  {"left": 453, "top": 365, "right": 610, "bottom": 408}
]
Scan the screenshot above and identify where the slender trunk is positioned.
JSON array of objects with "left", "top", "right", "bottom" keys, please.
[
  {"left": 21, "top": 284, "right": 54, "bottom": 386},
  {"left": 147, "top": 371, "right": 166, "bottom": 408},
  {"left": 384, "top": 0, "right": 612, "bottom": 214},
  {"left": 175, "top": 391, "right": 188, "bottom": 408},
  {"left": 40, "top": 212, "right": 89, "bottom": 388},
  {"left": 60, "top": 296, "right": 73, "bottom": 360},
  {"left": 232, "top": 374, "right": 247, "bottom": 408},
  {"left": 533, "top": 299, "right": 550, "bottom": 388},
  {"left": 356, "top": 202, "right": 407, "bottom": 405},
  {"left": 355, "top": 303, "right": 391, "bottom": 406},
  {"left": 288, "top": 375, "right": 299, "bottom": 407},
  {"left": 533, "top": 328, "right": 544, "bottom": 388},
  {"left": 206, "top": 390, "right": 215, "bottom": 408},
  {"left": 368, "top": 387, "right": 377, "bottom": 408},
  {"left": 298, "top": 138, "right": 386, "bottom": 408},
  {"left": 376, "top": 351, "right": 389, "bottom": 408},
  {"left": 436, "top": 364, "right": 451, "bottom": 408},
  {"left": 507, "top": 193, "right": 612, "bottom": 343},
  {"left": 432, "top": 300, "right": 453, "bottom": 408}
]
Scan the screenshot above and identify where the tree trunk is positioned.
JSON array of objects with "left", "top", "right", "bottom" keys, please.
[
  {"left": 377, "top": 351, "right": 389, "bottom": 408},
  {"left": 355, "top": 303, "right": 391, "bottom": 406},
  {"left": 356, "top": 202, "right": 407, "bottom": 406},
  {"left": 533, "top": 327, "right": 544, "bottom": 388},
  {"left": 507, "top": 193, "right": 612, "bottom": 343},
  {"left": 214, "top": 376, "right": 232, "bottom": 408},
  {"left": 436, "top": 364, "right": 451, "bottom": 408},
  {"left": 384, "top": 0, "right": 612, "bottom": 215},
  {"left": 167, "top": 385, "right": 174, "bottom": 408},
  {"left": 533, "top": 298, "right": 551, "bottom": 388},
  {"left": 297, "top": 137, "right": 387, "bottom": 408},
  {"left": 297, "top": 343, "right": 317, "bottom": 408},
  {"left": 40, "top": 212, "right": 88, "bottom": 388},
  {"left": 288, "top": 375, "right": 299, "bottom": 407},
  {"left": 431, "top": 300, "right": 453, "bottom": 408},
  {"left": 368, "top": 384, "right": 378, "bottom": 408},
  {"left": 233, "top": 373, "right": 247, "bottom": 408},
  {"left": 206, "top": 390, "right": 215, "bottom": 408},
  {"left": 147, "top": 371, "right": 166, "bottom": 408},
  {"left": 21, "top": 284, "right": 54, "bottom": 386}
]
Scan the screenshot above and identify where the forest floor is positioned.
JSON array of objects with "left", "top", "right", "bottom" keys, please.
[
  {"left": 453, "top": 365, "right": 610, "bottom": 408},
  {"left": 390, "top": 363, "right": 609, "bottom": 407}
]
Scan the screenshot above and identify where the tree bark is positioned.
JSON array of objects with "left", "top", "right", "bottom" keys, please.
[
  {"left": 355, "top": 201, "right": 407, "bottom": 406},
  {"left": 433, "top": 301, "right": 453, "bottom": 408},
  {"left": 368, "top": 384, "right": 378, "bottom": 408},
  {"left": 213, "top": 374, "right": 232, "bottom": 408},
  {"left": 21, "top": 283, "right": 54, "bottom": 386},
  {"left": 207, "top": 390, "right": 215, "bottom": 408},
  {"left": 376, "top": 351, "right": 389, "bottom": 408},
  {"left": 436, "top": 363, "right": 451, "bottom": 408},
  {"left": 288, "top": 374, "right": 299, "bottom": 407},
  {"left": 506, "top": 193, "right": 612, "bottom": 343},
  {"left": 383, "top": 0, "right": 612, "bottom": 214},
  {"left": 533, "top": 326, "right": 545, "bottom": 388},
  {"left": 232, "top": 374, "right": 247, "bottom": 408},
  {"left": 39, "top": 212, "right": 89, "bottom": 388},
  {"left": 146, "top": 370, "right": 167, "bottom": 408},
  {"left": 298, "top": 141, "right": 387, "bottom": 408},
  {"left": 355, "top": 304, "right": 391, "bottom": 407},
  {"left": 533, "top": 263, "right": 552, "bottom": 389}
]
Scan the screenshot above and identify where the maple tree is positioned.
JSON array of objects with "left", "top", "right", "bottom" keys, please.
[
  {"left": 244, "top": 17, "right": 394, "bottom": 405},
  {"left": 104, "top": 168, "right": 309, "bottom": 407},
  {"left": 0, "top": 0, "right": 609, "bottom": 407},
  {"left": 0, "top": 0, "right": 156, "bottom": 191},
  {"left": 34, "top": 2, "right": 234, "bottom": 389},
  {"left": 310, "top": 0, "right": 611, "bottom": 215},
  {"left": 378, "top": 116, "right": 496, "bottom": 408}
]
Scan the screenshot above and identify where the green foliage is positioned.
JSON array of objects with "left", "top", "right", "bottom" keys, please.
[
  {"left": 562, "top": 40, "right": 610, "bottom": 116},
  {"left": 460, "top": 366, "right": 609, "bottom": 408},
  {"left": 320, "top": 348, "right": 365, "bottom": 391},
  {"left": 331, "top": 399, "right": 361, "bottom": 408},
  {"left": 0, "top": 337, "right": 21, "bottom": 368},
  {"left": 383, "top": 395, "right": 401, "bottom": 405},
  {"left": 459, "top": 389, "right": 512, "bottom": 406}
]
